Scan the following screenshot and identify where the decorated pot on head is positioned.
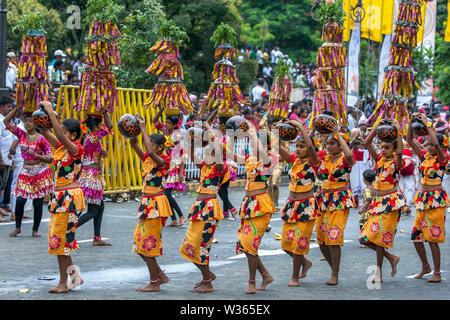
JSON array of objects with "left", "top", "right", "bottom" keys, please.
[
  {"left": 164, "top": 106, "right": 180, "bottom": 116},
  {"left": 313, "top": 114, "right": 337, "bottom": 134},
  {"left": 376, "top": 119, "right": 397, "bottom": 142},
  {"left": 411, "top": 116, "right": 428, "bottom": 137},
  {"left": 275, "top": 122, "right": 299, "bottom": 141},
  {"left": 32, "top": 104, "right": 56, "bottom": 129},
  {"left": 118, "top": 113, "right": 141, "bottom": 139},
  {"left": 225, "top": 116, "right": 250, "bottom": 139}
]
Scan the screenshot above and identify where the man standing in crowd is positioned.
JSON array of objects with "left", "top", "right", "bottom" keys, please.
[
  {"left": 252, "top": 78, "right": 267, "bottom": 102},
  {"left": 72, "top": 52, "right": 87, "bottom": 81},
  {"left": 0, "top": 97, "right": 14, "bottom": 221}
]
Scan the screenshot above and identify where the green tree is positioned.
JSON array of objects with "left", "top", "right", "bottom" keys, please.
[
  {"left": 413, "top": 46, "right": 434, "bottom": 96},
  {"left": 236, "top": 55, "right": 258, "bottom": 94},
  {"left": 8, "top": 0, "right": 65, "bottom": 55},
  {"left": 359, "top": 39, "right": 380, "bottom": 98},
  {"left": 433, "top": 34, "right": 450, "bottom": 104}
]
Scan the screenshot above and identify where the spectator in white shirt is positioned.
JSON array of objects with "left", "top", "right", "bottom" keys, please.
[
  {"left": 252, "top": 78, "right": 267, "bottom": 102},
  {"left": 72, "top": 53, "right": 86, "bottom": 80},
  {"left": 5, "top": 58, "right": 17, "bottom": 90},
  {"left": 0, "top": 96, "right": 14, "bottom": 220}
]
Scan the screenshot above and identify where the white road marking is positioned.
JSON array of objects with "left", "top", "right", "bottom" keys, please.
[
  {"left": 406, "top": 271, "right": 447, "bottom": 280},
  {"left": 227, "top": 240, "right": 353, "bottom": 260},
  {"left": 77, "top": 238, "right": 110, "bottom": 243},
  {"left": 0, "top": 218, "right": 50, "bottom": 226}
]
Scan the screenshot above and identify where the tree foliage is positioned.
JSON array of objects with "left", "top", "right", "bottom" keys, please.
[
  {"left": 413, "top": 46, "right": 434, "bottom": 96},
  {"left": 433, "top": 34, "right": 450, "bottom": 104}
]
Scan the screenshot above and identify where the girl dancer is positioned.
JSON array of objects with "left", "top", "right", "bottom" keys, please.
[
  {"left": 359, "top": 119, "right": 403, "bottom": 283},
  {"left": 279, "top": 119, "right": 319, "bottom": 287},
  {"left": 77, "top": 112, "right": 113, "bottom": 246},
  {"left": 180, "top": 121, "right": 228, "bottom": 293},
  {"left": 315, "top": 120, "right": 355, "bottom": 285},
  {"left": 152, "top": 107, "right": 186, "bottom": 227},
  {"left": 407, "top": 113, "right": 449, "bottom": 283},
  {"left": 129, "top": 116, "right": 172, "bottom": 292},
  {"left": 40, "top": 101, "right": 85, "bottom": 293},
  {"left": 232, "top": 123, "right": 275, "bottom": 294},
  {"left": 3, "top": 108, "right": 53, "bottom": 237}
]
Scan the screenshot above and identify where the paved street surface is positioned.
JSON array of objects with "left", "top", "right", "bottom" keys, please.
[{"left": 1, "top": 186, "right": 449, "bottom": 300}]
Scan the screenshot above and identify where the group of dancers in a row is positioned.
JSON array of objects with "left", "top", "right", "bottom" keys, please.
[{"left": 3, "top": 100, "right": 447, "bottom": 294}]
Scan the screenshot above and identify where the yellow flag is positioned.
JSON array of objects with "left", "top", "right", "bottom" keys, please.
[
  {"left": 343, "top": 0, "right": 357, "bottom": 42},
  {"left": 361, "top": 0, "right": 383, "bottom": 42},
  {"left": 444, "top": 0, "right": 450, "bottom": 41},
  {"left": 381, "top": 0, "right": 394, "bottom": 35},
  {"left": 416, "top": 0, "right": 428, "bottom": 44}
]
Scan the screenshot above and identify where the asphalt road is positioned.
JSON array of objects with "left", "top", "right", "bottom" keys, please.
[{"left": 0, "top": 186, "right": 449, "bottom": 300}]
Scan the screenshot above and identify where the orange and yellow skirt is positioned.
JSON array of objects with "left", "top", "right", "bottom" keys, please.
[
  {"left": 133, "top": 217, "right": 169, "bottom": 257},
  {"left": 180, "top": 197, "right": 222, "bottom": 265},
  {"left": 48, "top": 187, "right": 86, "bottom": 256},
  {"left": 315, "top": 209, "right": 349, "bottom": 246},
  {"left": 281, "top": 197, "right": 317, "bottom": 255},
  {"left": 411, "top": 208, "right": 446, "bottom": 243}
]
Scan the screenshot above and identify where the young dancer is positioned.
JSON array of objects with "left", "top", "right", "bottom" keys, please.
[
  {"left": 407, "top": 113, "right": 449, "bottom": 283},
  {"left": 3, "top": 108, "right": 53, "bottom": 237},
  {"left": 77, "top": 112, "right": 113, "bottom": 246},
  {"left": 315, "top": 120, "right": 355, "bottom": 285},
  {"left": 232, "top": 122, "right": 275, "bottom": 294},
  {"left": 152, "top": 107, "right": 186, "bottom": 227},
  {"left": 40, "top": 101, "right": 85, "bottom": 293},
  {"left": 359, "top": 119, "right": 404, "bottom": 283},
  {"left": 180, "top": 121, "right": 228, "bottom": 293},
  {"left": 129, "top": 116, "right": 172, "bottom": 292},
  {"left": 279, "top": 119, "right": 319, "bottom": 287},
  {"left": 359, "top": 169, "right": 376, "bottom": 248}
]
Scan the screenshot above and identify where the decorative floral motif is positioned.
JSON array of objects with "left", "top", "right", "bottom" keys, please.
[
  {"left": 297, "top": 237, "right": 308, "bottom": 249},
  {"left": 319, "top": 222, "right": 327, "bottom": 234},
  {"left": 381, "top": 232, "right": 393, "bottom": 246},
  {"left": 430, "top": 225, "right": 442, "bottom": 239},
  {"left": 286, "top": 229, "right": 296, "bottom": 241},
  {"left": 370, "top": 222, "right": 381, "bottom": 234},
  {"left": 243, "top": 224, "right": 252, "bottom": 236},
  {"left": 328, "top": 227, "right": 341, "bottom": 241},
  {"left": 142, "top": 235, "right": 157, "bottom": 252},
  {"left": 49, "top": 235, "right": 62, "bottom": 251},
  {"left": 137, "top": 232, "right": 142, "bottom": 243},
  {"left": 420, "top": 218, "right": 428, "bottom": 229},
  {"left": 251, "top": 235, "right": 262, "bottom": 250},
  {"left": 185, "top": 243, "right": 195, "bottom": 258}
]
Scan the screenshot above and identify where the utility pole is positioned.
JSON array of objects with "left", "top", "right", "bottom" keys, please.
[{"left": 0, "top": 0, "right": 8, "bottom": 98}]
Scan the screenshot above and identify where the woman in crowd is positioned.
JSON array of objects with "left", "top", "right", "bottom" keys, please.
[
  {"left": 407, "top": 113, "right": 449, "bottom": 283},
  {"left": 359, "top": 119, "right": 403, "bottom": 283},
  {"left": 315, "top": 120, "right": 355, "bottom": 285},
  {"left": 279, "top": 119, "right": 318, "bottom": 287},
  {"left": 3, "top": 108, "right": 53, "bottom": 237},
  {"left": 129, "top": 116, "right": 172, "bottom": 292}
]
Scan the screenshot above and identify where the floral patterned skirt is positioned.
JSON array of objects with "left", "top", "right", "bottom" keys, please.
[
  {"left": 137, "top": 194, "right": 172, "bottom": 219},
  {"left": 236, "top": 214, "right": 271, "bottom": 256},
  {"left": 188, "top": 198, "right": 223, "bottom": 221},
  {"left": 315, "top": 209, "right": 349, "bottom": 246},
  {"left": 79, "top": 167, "right": 103, "bottom": 205},
  {"left": 411, "top": 208, "right": 446, "bottom": 243},
  {"left": 281, "top": 197, "right": 318, "bottom": 223},
  {"left": 414, "top": 189, "right": 449, "bottom": 211},
  {"left": 48, "top": 188, "right": 86, "bottom": 256},
  {"left": 316, "top": 189, "right": 355, "bottom": 212},
  {"left": 180, "top": 220, "right": 217, "bottom": 265},
  {"left": 239, "top": 193, "right": 275, "bottom": 219},
  {"left": 282, "top": 219, "right": 315, "bottom": 255},
  {"left": 367, "top": 191, "right": 406, "bottom": 214},
  {"left": 133, "top": 217, "right": 168, "bottom": 257},
  {"left": 359, "top": 210, "right": 401, "bottom": 248},
  {"left": 13, "top": 163, "right": 53, "bottom": 200}
]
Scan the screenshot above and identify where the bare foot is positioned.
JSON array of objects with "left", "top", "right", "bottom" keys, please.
[
  {"left": 49, "top": 283, "right": 70, "bottom": 293},
  {"left": 165, "top": 220, "right": 179, "bottom": 227},
  {"left": 158, "top": 272, "right": 169, "bottom": 284},
  {"left": 413, "top": 264, "right": 432, "bottom": 279},
  {"left": 265, "top": 225, "right": 272, "bottom": 232},
  {"left": 136, "top": 281, "right": 160, "bottom": 292},
  {"left": 93, "top": 239, "right": 112, "bottom": 246},
  {"left": 194, "top": 272, "right": 216, "bottom": 288},
  {"left": 325, "top": 272, "right": 339, "bottom": 285},
  {"left": 0, "top": 208, "right": 8, "bottom": 217},
  {"left": 299, "top": 260, "right": 312, "bottom": 279},
  {"left": 427, "top": 273, "right": 442, "bottom": 283},
  {"left": 0, "top": 216, "right": 8, "bottom": 223},
  {"left": 191, "top": 281, "right": 214, "bottom": 293},
  {"left": 256, "top": 272, "right": 273, "bottom": 290},
  {"left": 288, "top": 278, "right": 299, "bottom": 287},
  {"left": 9, "top": 228, "right": 21, "bottom": 237},
  {"left": 389, "top": 255, "right": 400, "bottom": 277},
  {"left": 179, "top": 216, "right": 187, "bottom": 225},
  {"left": 246, "top": 281, "right": 256, "bottom": 294},
  {"left": 372, "top": 271, "right": 383, "bottom": 283},
  {"left": 32, "top": 231, "right": 41, "bottom": 237}
]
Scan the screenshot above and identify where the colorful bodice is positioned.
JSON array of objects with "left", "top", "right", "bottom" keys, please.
[
  {"left": 142, "top": 153, "right": 170, "bottom": 194},
  {"left": 8, "top": 123, "right": 52, "bottom": 161},
  {"left": 82, "top": 125, "right": 112, "bottom": 166},
  {"left": 288, "top": 153, "right": 319, "bottom": 193},
  {"left": 245, "top": 155, "right": 274, "bottom": 192},
  {"left": 373, "top": 154, "right": 403, "bottom": 191},
  {"left": 419, "top": 149, "right": 449, "bottom": 186},
  {"left": 317, "top": 151, "right": 353, "bottom": 189},
  {"left": 197, "top": 162, "right": 228, "bottom": 194},
  {"left": 53, "top": 142, "right": 84, "bottom": 187}
]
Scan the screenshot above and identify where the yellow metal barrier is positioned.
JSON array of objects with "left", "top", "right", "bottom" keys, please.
[{"left": 56, "top": 85, "right": 163, "bottom": 195}]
